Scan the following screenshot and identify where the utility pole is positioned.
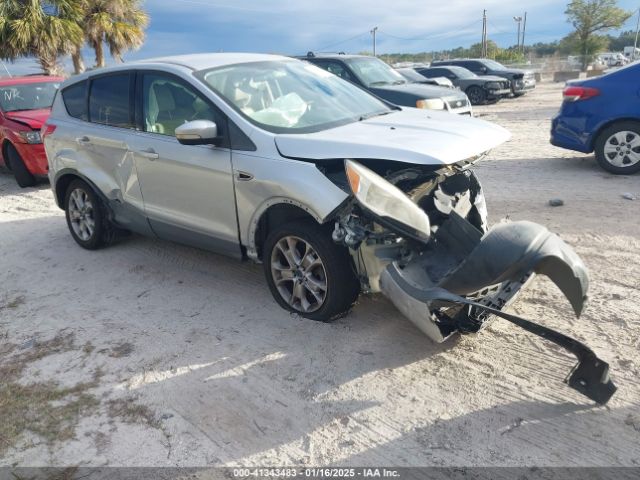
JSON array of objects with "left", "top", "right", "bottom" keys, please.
[
  {"left": 481, "top": 10, "right": 487, "bottom": 58},
  {"left": 371, "top": 26, "right": 378, "bottom": 57},
  {"left": 522, "top": 12, "right": 527, "bottom": 54},
  {"left": 513, "top": 16, "right": 522, "bottom": 51},
  {"left": 634, "top": 7, "right": 640, "bottom": 61}
]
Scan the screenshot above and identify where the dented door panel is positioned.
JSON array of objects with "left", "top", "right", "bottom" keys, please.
[{"left": 48, "top": 119, "right": 150, "bottom": 234}]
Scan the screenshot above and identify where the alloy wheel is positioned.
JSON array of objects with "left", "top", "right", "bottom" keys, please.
[
  {"left": 603, "top": 131, "right": 640, "bottom": 168},
  {"left": 68, "top": 188, "right": 96, "bottom": 241},
  {"left": 270, "top": 236, "right": 328, "bottom": 313}
]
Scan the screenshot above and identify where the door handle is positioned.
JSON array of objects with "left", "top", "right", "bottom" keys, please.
[
  {"left": 136, "top": 148, "right": 159, "bottom": 160},
  {"left": 235, "top": 171, "right": 254, "bottom": 181},
  {"left": 76, "top": 136, "right": 91, "bottom": 145}
]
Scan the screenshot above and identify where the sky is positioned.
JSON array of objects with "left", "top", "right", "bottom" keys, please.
[{"left": 3, "top": 0, "right": 639, "bottom": 75}]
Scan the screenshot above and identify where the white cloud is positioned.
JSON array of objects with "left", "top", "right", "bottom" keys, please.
[{"left": 143, "top": 0, "right": 569, "bottom": 54}]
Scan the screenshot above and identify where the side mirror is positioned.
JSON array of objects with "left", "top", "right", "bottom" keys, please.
[{"left": 175, "top": 120, "right": 219, "bottom": 146}]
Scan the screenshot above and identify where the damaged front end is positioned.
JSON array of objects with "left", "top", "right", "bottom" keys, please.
[{"left": 328, "top": 159, "right": 616, "bottom": 405}]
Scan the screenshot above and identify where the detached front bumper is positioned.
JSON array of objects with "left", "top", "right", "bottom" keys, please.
[{"left": 379, "top": 217, "right": 617, "bottom": 405}]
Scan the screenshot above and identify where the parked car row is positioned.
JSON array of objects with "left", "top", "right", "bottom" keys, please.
[
  {"left": 414, "top": 65, "right": 511, "bottom": 105},
  {"left": 431, "top": 59, "right": 537, "bottom": 96},
  {"left": 300, "top": 53, "right": 473, "bottom": 114},
  {"left": 394, "top": 58, "right": 536, "bottom": 106}
]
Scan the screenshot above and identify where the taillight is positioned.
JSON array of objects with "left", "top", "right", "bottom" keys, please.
[
  {"left": 563, "top": 86, "right": 600, "bottom": 102},
  {"left": 41, "top": 123, "right": 57, "bottom": 140}
]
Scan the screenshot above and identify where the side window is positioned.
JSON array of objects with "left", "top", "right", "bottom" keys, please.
[
  {"left": 142, "top": 73, "right": 222, "bottom": 138},
  {"left": 61, "top": 81, "right": 87, "bottom": 120},
  {"left": 465, "top": 62, "right": 482, "bottom": 73},
  {"left": 442, "top": 69, "right": 458, "bottom": 80},
  {"left": 89, "top": 74, "right": 133, "bottom": 128},
  {"left": 417, "top": 69, "right": 435, "bottom": 78},
  {"left": 324, "top": 62, "right": 355, "bottom": 82}
]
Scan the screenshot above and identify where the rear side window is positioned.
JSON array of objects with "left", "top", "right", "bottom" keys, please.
[
  {"left": 89, "top": 74, "right": 133, "bottom": 128},
  {"left": 62, "top": 81, "right": 87, "bottom": 120},
  {"left": 464, "top": 61, "right": 481, "bottom": 72},
  {"left": 419, "top": 68, "right": 440, "bottom": 78}
]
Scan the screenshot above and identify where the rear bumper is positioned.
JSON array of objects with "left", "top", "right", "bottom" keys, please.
[
  {"left": 13, "top": 142, "right": 49, "bottom": 176},
  {"left": 550, "top": 115, "right": 593, "bottom": 153},
  {"left": 379, "top": 218, "right": 616, "bottom": 405}
]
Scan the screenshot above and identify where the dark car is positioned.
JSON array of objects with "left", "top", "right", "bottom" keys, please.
[
  {"left": 415, "top": 66, "right": 511, "bottom": 105},
  {"left": 299, "top": 53, "right": 472, "bottom": 115},
  {"left": 551, "top": 62, "right": 640, "bottom": 175},
  {"left": 431, "top": 59, "right": 535, "bottom": 96}
]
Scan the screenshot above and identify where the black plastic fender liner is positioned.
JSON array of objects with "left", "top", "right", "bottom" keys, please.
[
  {"left": 384, "top": 265, "right": 617, "bottom": 405},
  {"left": 439, "top": 220, "right": 589, "bottom": 317}
]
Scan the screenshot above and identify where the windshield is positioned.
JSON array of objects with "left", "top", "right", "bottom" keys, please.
[
  {"left": 450, "top": 67, "right": 477, "bottom": 79},
  {"left": 482, "top": 60, "right": 507, "bottom": 71},
  {"left": 0, "top": 81, "right": 61, "bottom": 112},
  {"left": 198, "top": 60, "right": 391, "bottom": 134},
  {"left": 397, "top": 69, "right": 427, "bottom": 83},
  {"left": 345, "top": 57, "right": 406, "bottom": 87}
]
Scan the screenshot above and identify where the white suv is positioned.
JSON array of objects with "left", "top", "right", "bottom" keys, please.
[{"left": 43, "top": 53, "right": 615, "bottom": 404}]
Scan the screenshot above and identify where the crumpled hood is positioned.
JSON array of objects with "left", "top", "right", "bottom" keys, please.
[
  {"left": 4, "top": 109, "right": 50, "bottom": 130},
  {"left": 275, "top": 108, "right": 511, "bottom": 166}
]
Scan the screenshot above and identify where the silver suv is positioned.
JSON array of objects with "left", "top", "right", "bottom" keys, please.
[{"left": 44, "top": 54, "right": 615, "bottom": 404}]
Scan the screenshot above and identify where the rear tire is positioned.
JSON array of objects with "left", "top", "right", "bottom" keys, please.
[
  {"left": 595, "top": 121, "right": 640, "bottom": 175},
  {"left": 6, "top": 144, "right": 36, "bottom": 188},
  {"left": 263, "top": 220, "right": 360, "bottom": 322},
  {"left": 466, "top": 86, "right": 486, "bottom": 105},
  {"left": 64, "top": 179, "right": 111, "bottom": 250}
]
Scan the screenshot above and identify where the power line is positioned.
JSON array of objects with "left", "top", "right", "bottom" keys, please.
[
  {"left": 379, "top": 19, "right": 481, "bottom": 42},
  {"left": 315, "top": 31, "right": 371, "bottom": 53}
]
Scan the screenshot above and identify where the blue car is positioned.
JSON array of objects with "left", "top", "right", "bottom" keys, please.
[{"left": 551, "top": 62, "right": 640, "bottom": 174}]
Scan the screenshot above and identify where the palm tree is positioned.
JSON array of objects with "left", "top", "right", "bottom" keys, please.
[
  {"left": 0, "top": 0, "right": 83, "bottom": 75},
  {"left": 72, "top": 0, "right": 148, "bottom": 73}
]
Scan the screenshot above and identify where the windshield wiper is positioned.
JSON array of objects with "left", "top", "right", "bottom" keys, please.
[
  {"left": 369, "top": 81, "right": 390, "bottom": 86},
  {"left": 358, "top": 110, "right": 394, "bottom": 121}
]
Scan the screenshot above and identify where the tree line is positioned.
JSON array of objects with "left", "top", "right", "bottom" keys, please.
[
  {"left": 381, "top": 0, "right": 633, "bottom": 69},
  {"left": 0, "top": 0, "right": 148, "bottom": 76}
]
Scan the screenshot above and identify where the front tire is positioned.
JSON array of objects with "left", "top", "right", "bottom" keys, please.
[
  {"left": 466, "top": 86, "right": 486, "bottom": 105},
  {"left": 595, "top": 121, "right": 640, "bottom": 175},
  {"left": 263, "top": 220, "right": 360, "bottom": 322},
  {"left": 64, "top": 179, "right": 110, "bottom": 250},
  {"left": 5, "top": 144, "right": 36, "bottom": 188}
]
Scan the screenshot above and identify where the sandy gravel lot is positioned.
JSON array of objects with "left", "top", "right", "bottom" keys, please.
[{"left": 1, "top": 82, "right": 639, "bottom": 468}]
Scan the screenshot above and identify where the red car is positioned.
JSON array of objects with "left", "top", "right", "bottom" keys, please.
[{"left": 0, "top": 75, "right": 64, "bottom": 187}]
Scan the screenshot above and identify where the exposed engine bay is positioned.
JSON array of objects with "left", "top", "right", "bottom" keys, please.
[{"left": 321, "top": 159, "right": 617, "bottom": 405}]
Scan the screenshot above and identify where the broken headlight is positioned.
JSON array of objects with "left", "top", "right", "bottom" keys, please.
[
  {"left": 345, "top": 159, "right": 431, "bottom": 243},
  {"left": 19, "top": 130, "right": 42, "bottom": 144}
]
